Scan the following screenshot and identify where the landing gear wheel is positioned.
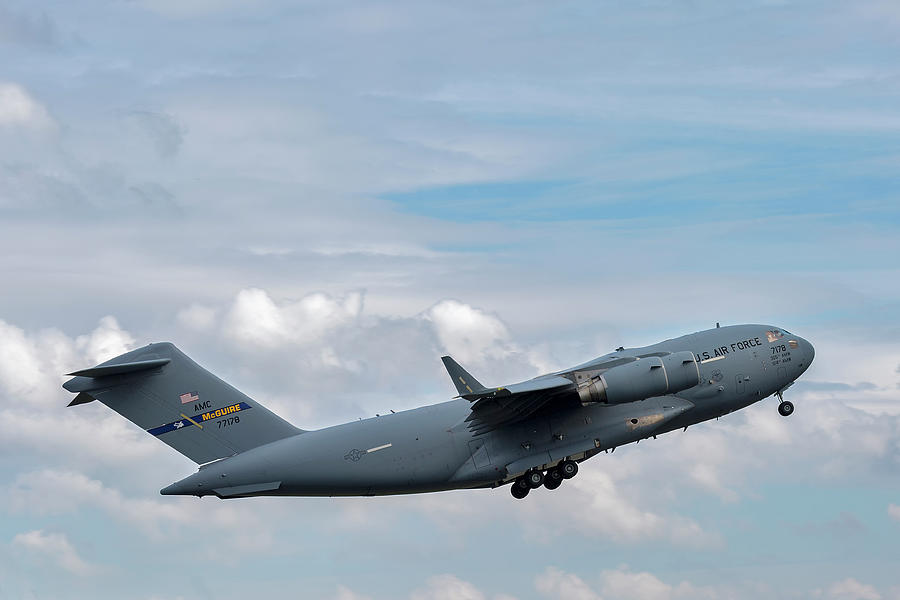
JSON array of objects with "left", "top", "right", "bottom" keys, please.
[
  {"left": 525, "top": 469, "right": 544, "bottom": 489},
  {"left": 510, "top": 480, "right": 530, "bottom": 499},
  {"left": 544, "top": 467, "right": 564, "bottom": 490},
  {"left": 778, "top": 400, "right": 794, "bottom": 417},
  {"left": 559, "top": 459, "right": 578, "bottom": 479},
  {"left": 543, "top": 470, "right": 563, "bottom": 490}
]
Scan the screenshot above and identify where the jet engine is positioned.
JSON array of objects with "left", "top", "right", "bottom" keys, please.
[{"left": 576, "top": 351, "right": 700, "bottom": 405}]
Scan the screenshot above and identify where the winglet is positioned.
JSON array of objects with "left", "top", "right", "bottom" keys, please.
[{"left": 441, "top": 356, "right": 488, "bottom": 397}]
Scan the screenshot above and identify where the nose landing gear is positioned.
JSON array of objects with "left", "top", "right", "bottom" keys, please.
[{"left": 776, "top": 391, "right": 794, "bottom": 417}]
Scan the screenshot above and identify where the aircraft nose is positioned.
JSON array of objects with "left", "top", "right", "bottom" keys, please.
[{"left": 800, "top": 337, "right": 815, "bottom": 370}]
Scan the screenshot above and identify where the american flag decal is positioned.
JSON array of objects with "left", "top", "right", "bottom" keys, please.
[{"left": 180, "top": 391, "right": 199, "bottom": 404}]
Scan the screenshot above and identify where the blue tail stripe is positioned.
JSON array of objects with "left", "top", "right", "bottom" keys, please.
[{"left": 147, "top": 402, "right": 253, "bottom": 437}]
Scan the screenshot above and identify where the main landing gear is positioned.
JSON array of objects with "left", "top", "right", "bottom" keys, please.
[
  {"left": 510, "top": 478, "right": 530, "bottom": 499},
  {"left": 543, "top": 468, "right": 563, "bottom": 490},
  {"left": 776, "top": 390, "right": 794, "bottom": 417},
  {"left": 509, "top": 459, "right": 578, "bottom": 499}
]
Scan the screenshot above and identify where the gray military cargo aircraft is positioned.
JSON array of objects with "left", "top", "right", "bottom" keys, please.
[{"left": 63, "top": 324, "right": 813, "bottom": 500}]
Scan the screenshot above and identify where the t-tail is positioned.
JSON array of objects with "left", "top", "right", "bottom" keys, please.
[{"left": 63, "top": 343, "right": 303, "bottom": 464}]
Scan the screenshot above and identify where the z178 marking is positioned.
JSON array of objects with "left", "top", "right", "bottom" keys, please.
[
  {"left": 217, "top": 416, "right": 240, "bottom": 428},
  {"left": 771, "top": 345, "right": 787, "bottom": 354}
]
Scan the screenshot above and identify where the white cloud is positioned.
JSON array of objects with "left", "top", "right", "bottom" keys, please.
[
  {"left": 12, "top": 529, "right": 96, "bottom": 575},
  {"left": 193, "top": 288, "right": 551, "bottom": 424},
  {"left": 0, "top": 317, "right": 129, "bottom": 406},
  {"left": 75, "top": 315, "right": 135, "bottom": 365},
  {"left": 334, "top": 578, "right": 516, "bottom": 600},
  {"left": 424, "top": 299, "right": 512, "bottom": 366},
  {"left": 0, "top": 407, "right": 160, "bottom": 466},
  {"left": 890, "top": 504, "right": 900, "bottom": 522},
  {"left": 211, "top": 288, "right": 530, "bottom": 372},
  {"left": 826, "top": 578, "right": 882, "bottom": 600},
  {"left": 521, "top": 469, "right": 717, "bottom": 547},
  {"left": 3, "top": 469, "right": 250, "bottom": 542},
  {"left": 0, "top": 83, "right": 54, "bottom": 130},
  {"left": 599, "top": 568, "right": 721, "bottom": 600},
  {"left": 223, "top": 287, "right": 363, "bottom": 349},
  {"left": 176, "top": 303, "right": 218, "bottom": 332},
  {"left": 334, "top": 585, "right": 373, "bottom": 600},
  {"left": 535, "top": 567, "right": 602, "bottom": 600},
  {"left": 591, "top": 392, "right": 900, "bottom": 510},
  {"left": 600, "top": 568, "right": 671, "bottom": 600},
  {"left": 0, "top": 318, "right": 52, "bottom": 399},
  {"left": 0, "top": 317, "right": 154, "bottom": 469},
  {"left": 409, "top": 575, "right": 488, "bottom": 600},
  {"left": 537, "top": 567, "right": 727, "bottom": 600}
]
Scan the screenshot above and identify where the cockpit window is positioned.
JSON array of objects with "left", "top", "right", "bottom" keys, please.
[{"left": 766, "top": 330, "right": 784, "bottom": 342}]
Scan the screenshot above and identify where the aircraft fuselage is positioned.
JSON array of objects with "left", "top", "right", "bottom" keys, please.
[{"left": 161, "top": 324, "right": 814, "bottom": 499}]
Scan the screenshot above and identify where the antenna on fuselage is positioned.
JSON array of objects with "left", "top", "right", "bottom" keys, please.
[{"left": 716, "top": 322, "right": 720, "bottom": 328}]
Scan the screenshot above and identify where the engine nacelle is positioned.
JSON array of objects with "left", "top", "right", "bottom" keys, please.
[{"left": 576, "top": 351, "right": 700, "bottom": 405}]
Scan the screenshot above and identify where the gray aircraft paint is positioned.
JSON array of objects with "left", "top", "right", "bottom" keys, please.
[{"left": 63, "top": 324, "right": 814, "bottom": 499}]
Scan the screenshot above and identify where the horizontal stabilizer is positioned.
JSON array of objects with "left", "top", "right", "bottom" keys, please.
[
  {"left": 67, "top": 358, "right": 171, "bottom": 378},
  {"left": 67, "top": 392, "right": 96, "bottom": 407}
]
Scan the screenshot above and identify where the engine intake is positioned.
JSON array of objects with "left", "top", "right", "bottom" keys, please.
[{"left": 576, "top": 351, "right": 700, "bottom": 405}]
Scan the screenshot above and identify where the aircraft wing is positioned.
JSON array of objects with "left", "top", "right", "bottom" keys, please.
[
  {"left": 442, "top": 354, "right": 636, "bottom": 434},
  {"left": 441, "top": 356, "right": 572, "bottom": 400},
  {"left": 463, "top": 375, "right": 575, "bottom": 434}
]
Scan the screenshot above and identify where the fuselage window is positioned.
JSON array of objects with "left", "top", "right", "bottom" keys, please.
[{"left": 766, "top": 330, "right": 784, "bottom": 342}]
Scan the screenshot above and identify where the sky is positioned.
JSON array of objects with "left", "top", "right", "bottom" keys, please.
[{"left": 1, "top": 0, "right": 899, "bottom": 598}]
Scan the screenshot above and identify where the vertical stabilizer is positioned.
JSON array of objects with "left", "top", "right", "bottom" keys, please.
[{"left": 63, "top": 343, "right": 302, "bottom": 464}]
